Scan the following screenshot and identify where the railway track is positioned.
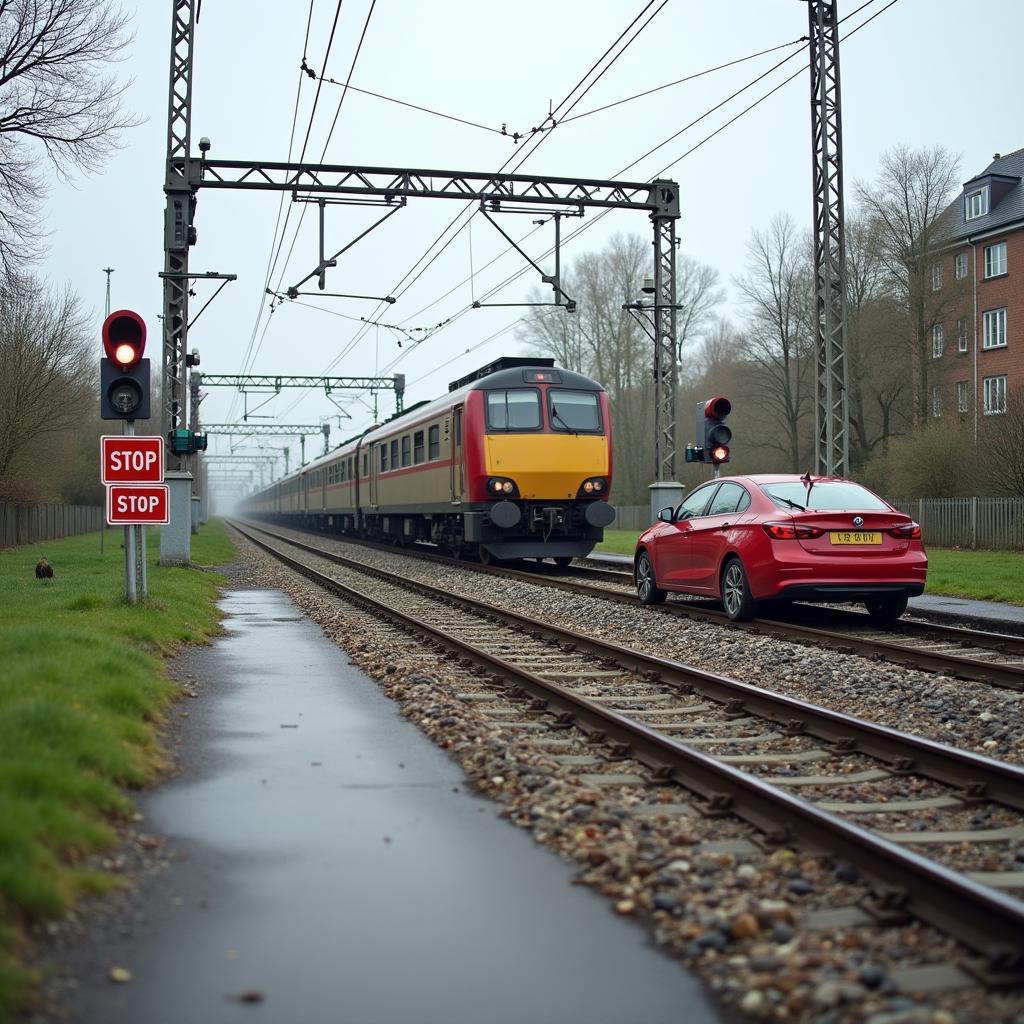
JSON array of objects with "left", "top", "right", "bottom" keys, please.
[
  {"left": 230, "top": 519, "right": 1024, "bottom": 988},
  {"left": 283, "top": 527, "right": 1024, "bottom": 690}
]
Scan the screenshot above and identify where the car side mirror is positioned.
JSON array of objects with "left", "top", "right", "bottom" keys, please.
[{"left": 658, "top": 507, "right": 674, "bottom": 523}]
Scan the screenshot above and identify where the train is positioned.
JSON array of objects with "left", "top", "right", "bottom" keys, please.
[{"left": 239, "top": 357, "right": 616, "bottom": 564}]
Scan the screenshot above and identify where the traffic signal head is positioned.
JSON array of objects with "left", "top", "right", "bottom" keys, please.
[
  {"left": 697, "top": 396, "right": 732, "bottom": 465},
  {"left": 101, "top": 310, "right": 151, "bottom": 420},
  {"left": 102, "top": 310, "right": 147, "bottom": 368}
]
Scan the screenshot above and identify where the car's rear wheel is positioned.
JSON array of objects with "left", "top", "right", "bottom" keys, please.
[
  {"left": 864, "top": 595, "right": 908, "bottom": 626},
  {"left": 721, "top": 558, "right": 757, "bottom": 621},
  {"left": 635, "top": 552, "right": 666, "bottom": 605}
]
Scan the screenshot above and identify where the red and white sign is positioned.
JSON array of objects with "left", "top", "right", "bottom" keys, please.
[
  {"left": 101, "top": 436, "right": 165, "bottom": 485},
  {"left": 107, "top": 485, "right": 170, "bottom": 525}
]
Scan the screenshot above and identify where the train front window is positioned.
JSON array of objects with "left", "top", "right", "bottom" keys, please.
[
  {"left": 549, "top": 390, "right": 601, "bottom": 433},
  {"left": 486, "top": 388, "right": 541, "bottom": 431}
]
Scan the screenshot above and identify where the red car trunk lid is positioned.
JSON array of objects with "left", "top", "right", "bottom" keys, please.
[{"left": 789, "top": 511, "right": 913, "bottom": 555}]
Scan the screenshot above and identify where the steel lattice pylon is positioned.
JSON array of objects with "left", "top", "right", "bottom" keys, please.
[
  {"left": 651, "top": 197, "right": 679, "bottom": 481},
  {"left": 808, "top": 0, "right": 850, "bottom": 476},
  {"left": 162, "top": 0, "right": 195, "bottom": 471}
]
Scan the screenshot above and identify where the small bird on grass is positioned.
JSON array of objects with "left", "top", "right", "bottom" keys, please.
[{"left": 35, "top": 557, "right": 54, "bottom": 579}]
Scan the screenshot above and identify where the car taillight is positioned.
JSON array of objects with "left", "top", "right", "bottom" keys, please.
[
  {"left": 763, "top": 522, "right": 826, "bottom": 540},
  {"left": 888, "top": 522, "right": 922, "bottom": 539}
]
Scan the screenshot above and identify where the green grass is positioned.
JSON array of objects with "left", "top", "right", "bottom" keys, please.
[
  {"left": 923, "top": 548, "right": 1024, "bottom": 605},
  {"left": 595, "top": 528, "right": 642, "bottom": 556},
  {"left": 0, "top": 519, "right": 235, "bottom": 1020},
  {"left": 597, "top": 531, "right": 1024, "bottom": 605}
]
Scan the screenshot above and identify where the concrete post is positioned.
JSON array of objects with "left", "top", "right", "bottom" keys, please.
[
  {"left": 160, "top": 470, "right": 194, "bottom": 565},
  {"left": 649, "top": 480, "right": 685, "bottom": 526}
]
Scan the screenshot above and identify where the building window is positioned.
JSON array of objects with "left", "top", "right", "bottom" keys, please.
[
  {"left": 965, "top": 187, "right": 989, "bottom": 220},
  {"left": 954, "top": 252, "right": 968, "bottom": 279},
  {"left": 957, "top": 317, "right": 969, "bottom": 352},
  {"left": 932, "top": 324, "right": 944, "bottom": 358},
  {"left": 931, "top": 263, "right": 943, "bottom": 290},
  {"left": 931, "top": 385, "right": 942, "bottom": 418},
  {"left": 956, "top": 381, "right": 968, "bottom": 413},
  {"left": 984, "top": 375, "right": 1007, "bottom": 415},
  {"left": 428, "top": 424, "right": 440, "bottom": 460},
  {"left": 984, "top": 241, "right": 1007, "bottom": 278},
  {"left": 983, "top": 308, "right": 1007, "bottom": 349}
]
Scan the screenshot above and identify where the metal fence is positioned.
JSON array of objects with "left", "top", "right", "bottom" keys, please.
[
  {"left": 0, "top": 503, "right": 104, "bottom": 549},
  {"left": 890, "top": 497, "right": 1024, "bottom": 551},
  {"left": 613, "top": 497, "right": 1024, "bottom": 550}
]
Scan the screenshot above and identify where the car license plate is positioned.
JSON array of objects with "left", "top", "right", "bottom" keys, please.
[{"left": 830, "top": 531, "right": 882, "bottom": 545}]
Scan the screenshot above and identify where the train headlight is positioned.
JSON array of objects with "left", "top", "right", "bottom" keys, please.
[
  {"left": 487, "top": 477, "right": 519, "bottom": 497},
  {"left": 577, "top": 477, "right": 607, "bottom": 497}
]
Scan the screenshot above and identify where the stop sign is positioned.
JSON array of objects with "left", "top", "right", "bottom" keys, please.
[
  {"left": 101, "top": 435, "right": 165, "bottom": 484},
  {"left": 107, "top": 485, "right": 170, "bottom": 525}
]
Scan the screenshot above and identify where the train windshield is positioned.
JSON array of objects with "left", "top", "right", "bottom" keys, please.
[
  {"left": 549, "top": 390, "right": 602, "bottom": 433},
  {"left": 486, "top": 388, "right": 541, "bottom": 431}
]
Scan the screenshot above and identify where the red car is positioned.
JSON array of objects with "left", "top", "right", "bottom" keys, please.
[{"left": 634, "top": 474, "right": 927, "bottom": 624}]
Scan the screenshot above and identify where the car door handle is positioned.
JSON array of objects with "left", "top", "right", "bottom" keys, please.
[{"left": 717, "top": 522, "right": 731, "bottom": 529}]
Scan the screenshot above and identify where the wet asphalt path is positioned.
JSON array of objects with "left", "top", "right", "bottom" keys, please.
[{"left": 61, "top": 589, "right": 724, "bottom": 1024}]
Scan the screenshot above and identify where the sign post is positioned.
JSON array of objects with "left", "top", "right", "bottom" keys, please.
[{"left": 100, "top": 434, "right": 166, "bottom": 602}]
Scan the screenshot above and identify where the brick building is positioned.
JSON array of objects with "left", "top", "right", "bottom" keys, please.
[{"left": 933, "top": 148, "right": 1024, "bottom": 437}]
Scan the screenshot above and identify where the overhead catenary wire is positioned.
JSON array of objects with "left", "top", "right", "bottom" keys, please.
[
  {"left": 230, "top": 0, "right": 318, "bottom": 422},
  {"left": 275, "top": 0, "right": 896, "bottom": 427},
  {"left": 272, "top": 0, "right": 669, "bottom": 420},
  {"left": 332, "top": 0, "right": 902, "bottom": 384}
]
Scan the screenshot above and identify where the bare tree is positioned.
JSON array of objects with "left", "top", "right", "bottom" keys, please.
[
  {"left": 844, "top": 214, "right": 913, "bottom": 467},
  {"left": 733, "top": 213, "right": 815, "bottom": 471},
  {"left": 854, "top": 145, "right": 965, "bottom": 426},
  {"left": 0, "top": 0, "right": 137, "bottom": 272},
  {"left": 978, "top": 387, "right": 1024, "bottom": 498},
  {"left": 518, "top": 233, "right": 724, "bottom": 502},
  {"left": 0, "top": 271, "right": 94, "bottom": 481}
]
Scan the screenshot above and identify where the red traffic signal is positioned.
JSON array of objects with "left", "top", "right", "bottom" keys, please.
[
  {"left": 102, "top": 310, "right": 147, "bottom": 369},
  {"left": 697, "top": 395, "right": 732, "bottom": 464},
  {"left": 703, "top": 395, "right": 732, "bottom": 420}
]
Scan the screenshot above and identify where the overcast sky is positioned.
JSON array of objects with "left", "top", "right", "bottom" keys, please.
[{"left": 39, "top": 0, "right": 1024, "bottom": 480}]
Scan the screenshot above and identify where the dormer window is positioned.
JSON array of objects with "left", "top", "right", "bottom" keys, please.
[{"left": 965, "top": 186, "right": 989, "bottom": 220}]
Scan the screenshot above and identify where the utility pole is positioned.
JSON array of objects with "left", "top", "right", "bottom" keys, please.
[
  {"left": 102, "top": 267, "right": 114, "bottom": 317},
  {"left": 808, "top": 0, "right": 850, "bottom": 476}
]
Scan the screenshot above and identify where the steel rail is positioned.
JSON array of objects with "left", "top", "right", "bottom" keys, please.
[
  {"left": 231, "top": 519, "right": 1024, "bottom": 974},
  {"left": 240, "top": 519, "right": 1024, "bottom": 687},
  {"left": 236, "top": 521, "right": 1024, "bottom": 811}
]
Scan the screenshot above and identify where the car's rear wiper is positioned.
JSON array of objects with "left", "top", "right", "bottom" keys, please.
[{"left": 773, "top": 495, "right": 806, "bottom": 512}]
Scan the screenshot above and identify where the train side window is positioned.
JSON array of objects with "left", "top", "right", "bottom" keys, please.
[
  {"left": 454, "top": 409, "right": 462, "bottom": 445},
  {"left": 414, "top": 430, "right": 425, "bottom": 464},
  {"left": 401, "top": 436, "right": 411, "bottom": 466},
  {"left": 362, "top": 453, "right": 368, "bottom": 476},
  {"left": 380, "top": 446, "right": 387, "bottom": 472},
  {"left": 428, "top": 424, "right": 440, "bottom": 460},
  {"left": 390, "top": 439, "right": 399, "bottom": 468}
]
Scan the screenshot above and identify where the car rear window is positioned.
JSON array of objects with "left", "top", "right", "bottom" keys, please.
[{"left": 761, "top": 481, "right": 890, "bottom": 511}]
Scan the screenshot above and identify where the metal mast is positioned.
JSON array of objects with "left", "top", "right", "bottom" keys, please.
[
  {"left": 162, "top": 0, "right": 196, "bottom": 471},
  {"left": 808, "top": 0, "right": 849, "bottom": 476},
  {"left": 651, "top": 182, "right": 680, "bottom": 481}
]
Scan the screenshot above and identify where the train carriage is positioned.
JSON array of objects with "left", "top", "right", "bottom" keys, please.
[{"left": 241, "top": 357, "right": 616, "bottom": 563}]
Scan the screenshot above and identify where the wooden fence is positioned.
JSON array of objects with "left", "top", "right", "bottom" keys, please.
[
  {"left": 0, "top": 503, "right": 104, "bottom": 549},
  {"left": 612, "top": 497, "right": 1024, "bottom": 550}
]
